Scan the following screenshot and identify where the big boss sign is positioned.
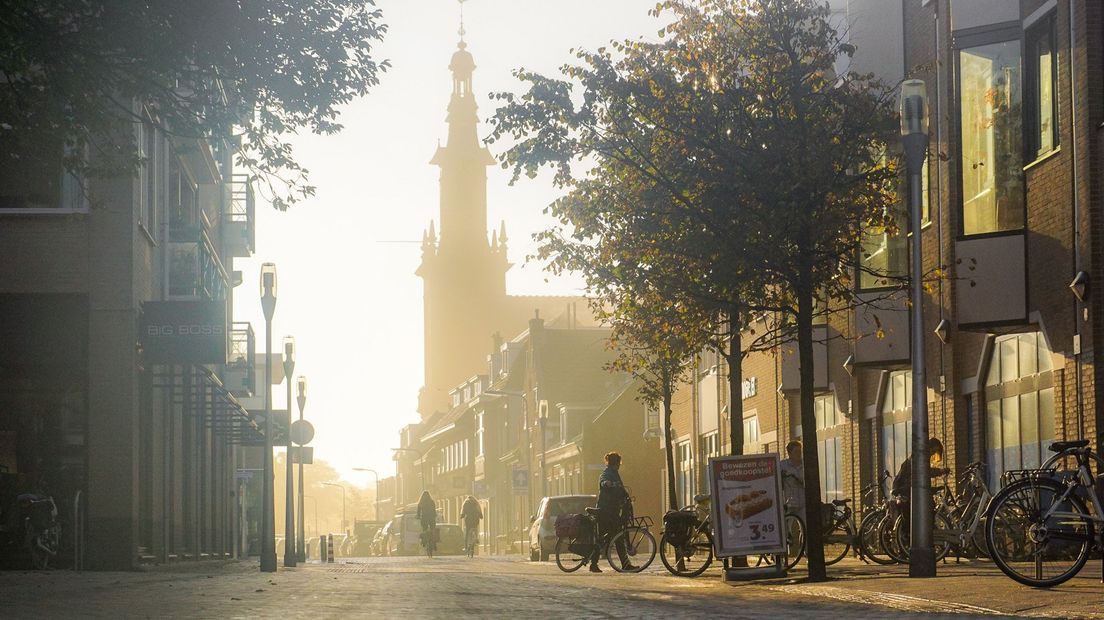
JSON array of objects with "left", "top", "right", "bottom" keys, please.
[{"left": 708, "top": 454, "right": 786, "bottom": 557}]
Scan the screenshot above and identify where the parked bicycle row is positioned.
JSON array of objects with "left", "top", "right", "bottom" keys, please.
[{"left": 650, "top": 437, "right": 1104, "bottom": 588}]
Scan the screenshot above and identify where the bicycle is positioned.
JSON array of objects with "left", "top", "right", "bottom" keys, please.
[
  {"left": 985, "top": 438, "right": 1104, "bottom": 587},
  {"left": 464, "top": 525, "right": 478, "bottom": 558},
  {"left": 937, "top": 461, "right": 993, "bottom": 560},
  {"left": 856, "top": 470, "right": 896, "bottom": 565},
  {"left": 555, "top": 505, "right": 657, "bottom": 573},
  {"left": 880, "top": 486, "right": 954, "bottom": 564},
  {"left": 419, "top": 525, "right": 437, "bottom": 559},
  {"left": 659, "top": 493, "right": 714, "bottom": 577}
]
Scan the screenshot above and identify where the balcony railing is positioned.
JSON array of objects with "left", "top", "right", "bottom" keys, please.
[
  {"left": 169, "top": 225, "right": 229, "bottom": 300},
  {"left": 224, "top": 322, "right": 255, "bottom": 398},
  {"left": 224, "top": 174, "right": 255, "bottom": 258}
]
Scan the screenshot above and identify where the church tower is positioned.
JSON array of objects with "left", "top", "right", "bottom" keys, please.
[{"left": 417, "top": 36, "right": 511, "bottom": 418}]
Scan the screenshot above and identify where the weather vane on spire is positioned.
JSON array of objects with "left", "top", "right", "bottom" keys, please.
[{"left": 458, "top": 0, "right": 467, "bottom": 43}]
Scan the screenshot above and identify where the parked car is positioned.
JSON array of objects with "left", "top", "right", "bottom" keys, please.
[
  {"left": 435, "top": 524, "right": 465, "bottom": 556},
  {"left": 528, "top": 494, "right": 597, "bottom": 561},
  {"left": 384, "top": 510, "right": 425, "bottom": 556},
  {"left": 349, "top": 520, "right": 385, "bottom": 556},
  {"left": 372, "top": 521, "right": 392, "bottom": 556}
]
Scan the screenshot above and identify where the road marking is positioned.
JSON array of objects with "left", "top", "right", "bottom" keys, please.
[{"left": 763, "top": 584, "right": 1004, "bottom": 615}]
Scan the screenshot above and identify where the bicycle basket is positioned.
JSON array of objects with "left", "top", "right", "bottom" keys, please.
[{"left": 555, "top": 513, "right": 587, "bottom": 539}]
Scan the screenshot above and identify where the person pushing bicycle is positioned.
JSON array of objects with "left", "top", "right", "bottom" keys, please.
[
  {"left": 461, "top": 495, "right": 482, "bottom": 555},
  {"left": 590, "top": 451, "right": 634, "bottom": 573}
]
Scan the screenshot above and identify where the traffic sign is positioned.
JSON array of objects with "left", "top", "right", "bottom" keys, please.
[
  {"left": 290, "top": 419, "right": 315, "bottom": 445},
  {"left": 290, "top": 446, "right": 314, "bottom": 464}
]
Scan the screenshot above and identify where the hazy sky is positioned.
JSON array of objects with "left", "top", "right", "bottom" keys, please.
[{"left": 232, "top": 0, "right": 661, "bottom": 492}]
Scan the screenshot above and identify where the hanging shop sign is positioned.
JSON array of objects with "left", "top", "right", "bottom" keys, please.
[
  {"left": 511, "top": 466, "right": 529, "bottom": 493},
  {"left": 708, "top": 453, "right": 786, "bottom": 558},
  {"left": 141, "top": 301, "right": 228, "bottom": 364}
]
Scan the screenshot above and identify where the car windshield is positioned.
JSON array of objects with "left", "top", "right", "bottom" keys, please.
[{"left": 547, "top": 497, "right": 595, "bottom": 518}]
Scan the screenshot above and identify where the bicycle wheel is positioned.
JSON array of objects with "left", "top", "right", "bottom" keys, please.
[
  {"left": 986, "top": 478, "right": 1094, "bottom": 588},
  {"left": 823, "top": 518, "right": 854, "bottom": 566},
  {"left": 782, "top": 513, "right": 805, "bottom": 570},
  {"left": 659, "top": 528, "right": 714, "bottom": 577},
  {"left": 857, "top": 509, "right": 895, "bottom": 565},
  {"left": 880, "top": 514, "right": 908, "bottom": 564},
  {"left": 893, "top": 512, "right": 953, "bottom": 563},
  {"left": 607, "top": 526, "right": 656, "bottom": 573},
  {"left": 554, "top": 536, "right": 589, "bottom": 573}
]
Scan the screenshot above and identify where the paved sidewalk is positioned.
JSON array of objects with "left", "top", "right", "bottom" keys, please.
[
  {"left": 729, "top": 557, "right": 1104, "bottom": 618},
  {"left": 0, "top": 554, "right": 1099, "bottom": 618}
]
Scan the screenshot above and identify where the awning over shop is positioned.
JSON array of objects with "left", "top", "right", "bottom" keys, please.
[{"left": 152, "top": 364, "right": 263, "bottom": 445}]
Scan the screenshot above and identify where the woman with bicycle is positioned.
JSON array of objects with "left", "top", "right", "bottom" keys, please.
[
  {"left": 461, "top": 495, "right": 482, "bottom": 557},
  {"left": 590, "top": 451, "right": 634, "bottom": 573}
]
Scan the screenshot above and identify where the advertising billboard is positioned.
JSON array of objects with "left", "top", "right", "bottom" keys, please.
[{"left": 708, "top": 453, "right": 786, "bottom": 557}]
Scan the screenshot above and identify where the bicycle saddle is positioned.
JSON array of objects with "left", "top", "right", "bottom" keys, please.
[
  {"left": 584, "top": 507, "right": 601, "bottom": 516},
  {"left": 831, "top": 498, "right": 850, "bottom": 506},
  {"left": 1048, "top": 439, "right": 1089, "bottom": 453}
]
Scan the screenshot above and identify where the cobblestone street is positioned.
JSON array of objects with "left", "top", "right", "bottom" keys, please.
[{"left": 3, "top": 555, "right": 1102, "bottom": 619}]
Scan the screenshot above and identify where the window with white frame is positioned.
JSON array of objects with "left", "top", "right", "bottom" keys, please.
[
  {"left": 815, "top": 393, "right": 844, "bottom": 503},
  {"left": 742, "top": 415, "right": 760, "bottom": 453},
  {"left": 475, "top": 412, "right": 485, "bottom": 457},
  {"left": 985, "top": 332, "right": 1055, "bottom": 489},
  {"left": 881, "top": 370, "right": 914, "bottom": 485}
]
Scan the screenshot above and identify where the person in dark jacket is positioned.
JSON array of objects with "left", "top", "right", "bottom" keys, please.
[
  {"left": 891, "top": 437, "right": 949, "bottom": 499},
  {"left": 460, "top": 495, "right": 483, "bottom": 553},
  {"left": 416, "top": 491, "right": 437, "bottom": 554},
  {"left": 590, "top": 451, "right": 633, "bottom": 573}
]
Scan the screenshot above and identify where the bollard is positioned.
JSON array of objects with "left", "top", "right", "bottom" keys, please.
[
  {"left": 320, "top": 535, "right": 328, "bottom": 563},
  {"left": 327, "top": 535, "right": 336, "bottom": 563}
]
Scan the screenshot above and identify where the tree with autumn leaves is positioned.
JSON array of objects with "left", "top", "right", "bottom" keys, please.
[{"left": 490, "top": 0, "right": 897, "bottom": 581}]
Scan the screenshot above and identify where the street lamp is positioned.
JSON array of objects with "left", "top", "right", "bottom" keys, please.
[
  {"left": 296, "top": 375, "right": 307, "bottom": 562},
  {"left": 282, "top": 336, "right": 296, "bottom": 567},
  {"left": 900, "top": 79, "right": 934, "bottom": 578},
  {"left": 259, "top": 262, "right": 278, "bottom": 573},
  {"left": 321, "top": 482, "right": 348, "bottom": 534},
  {"left": 352, "top": 468, "right": 380, "bottom": 520}
]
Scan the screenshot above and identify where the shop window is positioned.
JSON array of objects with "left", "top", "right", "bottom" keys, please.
[
  {"left": 1025, "top": 13, "right": 1058, "bottom": 160},
  {"left": 984, "top": 332, "right": 1055, "bottom": 489},
  {"left": 958, "top": 39, "right": 1023, "bottom": 235}
]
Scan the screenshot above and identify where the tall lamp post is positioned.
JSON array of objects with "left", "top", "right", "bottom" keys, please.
[
  {"left": 352, "top": 468, "right": 380, "bottom": 520},
  {"left": 282, "top": 336, "right": 296, "bottom": 567},
  {"left": 296, "top": 376, "right": 307, "bottom": 562},
  {"left": 901, "top": 79, "right": 934, "bottom": 578},
  {"left": 259, "top": 263, "right": 278, "bottom": 573},
  {"left": 322, "top": 482, "right": 348, "bottom": 534}
]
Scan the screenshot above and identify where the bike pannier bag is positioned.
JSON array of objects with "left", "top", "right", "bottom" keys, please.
[
  {"left": 663, "top": 510, "right": 697, "bottom": 544},
  {"left": 555, "top": 513, "right": 585, "bottom": 539}
]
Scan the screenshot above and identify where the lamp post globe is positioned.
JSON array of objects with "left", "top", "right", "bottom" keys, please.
[{"left": 259, "top": 263, "right": 278, "bottom": 573}]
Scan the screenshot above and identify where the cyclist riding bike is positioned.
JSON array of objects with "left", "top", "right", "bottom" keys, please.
[
  {"left": 416, "top": 490, "right": 437, "bottom": 556},
  {"left": 461, "top": 495, "right": 483, "bottom": 555}
]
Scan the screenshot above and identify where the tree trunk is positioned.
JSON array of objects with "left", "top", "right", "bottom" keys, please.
[
  {"left": 726, "top": 307, "right": 744, "bottom": 456},
  {"left": 662, "top": 372, "right": 678, "bottom": 512},
  {"left": 797, "top": 285, "right": 827, "bottom": 582}
]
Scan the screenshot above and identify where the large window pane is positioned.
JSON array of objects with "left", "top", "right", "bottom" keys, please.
[
  {"left": 1039, "top": 388, "right": 1056, "bottom": 442},
  {"left": 1019, "top": 392, "right": 1039, "bottom": 469},
  {"left": 959, "top": 40, "right": 1023, "bottom": 235}
]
